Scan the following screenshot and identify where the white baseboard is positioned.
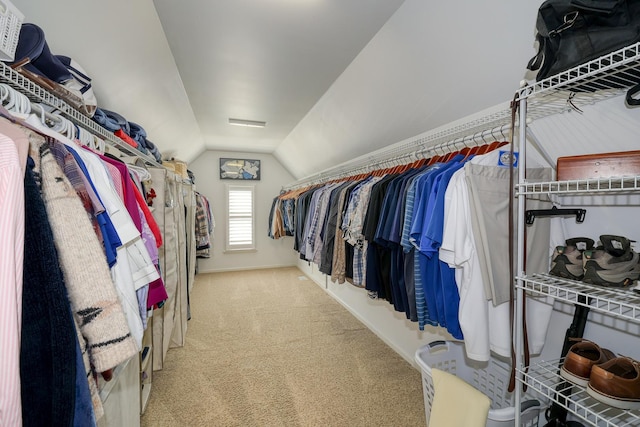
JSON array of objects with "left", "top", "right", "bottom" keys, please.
[{"left": 198, "top": 263, "right": 296, "bottom": 274}]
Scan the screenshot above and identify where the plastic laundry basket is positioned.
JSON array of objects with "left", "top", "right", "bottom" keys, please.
[
  {"left": 0, "top": 0, "right": 22, "bottom": 61},
  {"left": 415, "top": 341, "right": 542, "bottom": 427}
]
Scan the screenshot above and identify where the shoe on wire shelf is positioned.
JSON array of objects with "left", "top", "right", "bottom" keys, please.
[
  {"left": 560, "top": 339, "right": 616, "bottom": 387},
  {"left": 582, "top": 235, "right": 640, "bottom": 288},
  {"left": 587, "top": 356, "right": 640, "bottom": 410},
  {"left": 549, "top": 237, "right": 595, "bottom": 281}
]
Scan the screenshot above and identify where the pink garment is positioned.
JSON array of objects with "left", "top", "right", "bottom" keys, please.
[
  {"left": 103, "top": 160, "right": 124, "bottom": 200},
  {"left": 0, "top": 132, "right": 25, "bottom": 427},
  {"left": 97, "top": 153, "right": 143, "bottom": 232}
]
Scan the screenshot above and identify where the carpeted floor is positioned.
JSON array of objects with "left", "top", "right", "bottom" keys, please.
[{"left": 141, "top": 267, "right": 426, "bottom": 427}]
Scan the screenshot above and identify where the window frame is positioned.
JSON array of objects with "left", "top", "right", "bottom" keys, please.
[{"left": 225, "top": 184, "right": 256, "bottom": 252}]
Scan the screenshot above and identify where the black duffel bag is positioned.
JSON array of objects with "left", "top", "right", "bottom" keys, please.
[{"left": 527, "top": 0, "right": 640, "bottom": 85}]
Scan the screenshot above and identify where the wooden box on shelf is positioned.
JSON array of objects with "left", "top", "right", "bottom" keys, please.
[{"left": 557, "top": 150, "right": 640, "bottom": 181}]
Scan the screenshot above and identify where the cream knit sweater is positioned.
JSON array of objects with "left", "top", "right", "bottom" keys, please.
[{"left": 37, "top": 142, "right": 138, "bottom": 372}]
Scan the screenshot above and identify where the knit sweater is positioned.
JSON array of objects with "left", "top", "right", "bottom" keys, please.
[
  {"left": 22, "top": 160, "right": 76, "bottom": 427},
  {"left": 37, "top": 143, "right": 138, "bottom": 372}
]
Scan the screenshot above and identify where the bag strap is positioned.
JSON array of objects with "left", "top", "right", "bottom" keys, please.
[
  {"left": 626, "top": 83, "right": 640, "bottom": 106},
  {"left": 527, "top": 34, "right": 546, "bottom": 72}
]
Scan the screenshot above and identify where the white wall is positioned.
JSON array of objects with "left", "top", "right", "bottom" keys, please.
[
  {"left": 274, "top": 0, "right": 543, "bottom": 179},
  {"left": 189, "top": 150, "right": 298, "bottom": 272}
]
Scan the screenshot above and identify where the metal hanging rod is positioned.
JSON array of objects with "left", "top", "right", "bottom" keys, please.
[{"left": 282, "top": 121, "right": 513, "bottom": 192}]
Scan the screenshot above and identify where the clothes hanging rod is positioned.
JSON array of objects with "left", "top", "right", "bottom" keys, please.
[{"left": 282, "top": 121, "right": 513, "bottom": 192}]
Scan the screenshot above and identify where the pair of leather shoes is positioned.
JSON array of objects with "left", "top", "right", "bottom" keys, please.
[{"left": 561, "top": 339, "right": 640, "bottom": 410}]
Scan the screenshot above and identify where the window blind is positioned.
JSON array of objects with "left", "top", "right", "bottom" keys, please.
[{"left": 227, "top": 185, "right": 255, "bottom": 250}]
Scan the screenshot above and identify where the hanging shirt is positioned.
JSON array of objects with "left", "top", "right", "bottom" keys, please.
[
  {"left": 330, "top": 182, "right": 359, "bottom": 283},
  {"left": 63, "top": 144, "right": 157, "bottom": 350},
  {"left": 440, "top": 167, "right": 490, "bottom": 361},
  {"left": 55, "top": 142, "right": 122, "bottom": 266},
  {"left": 418, "top": 156, "right": 467, "bottom": 339},
  {"left": 408, "top": 165, "right": 445, "bottom": 328},
  {"left": 0, "top": 132, "right": 25, "bottom": 427},
  {"left": 319, "top": 181, "right": 353, "bottom": 275}
]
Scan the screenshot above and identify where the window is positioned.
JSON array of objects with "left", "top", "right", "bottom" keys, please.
[{"left": 226, "top": 184, "right": 255, "bottom": 251}]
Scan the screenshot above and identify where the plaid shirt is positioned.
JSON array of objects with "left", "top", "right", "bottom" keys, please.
[
  {"left": 330, "top": 182, "right": 358, "bottom": 284},
  {"left": 311, "top": 183, "right": 340, "bottom": 266},
  {"left": 301, "top": 189, "right": 321, "bottom": 260},
  {"left": 345, "top": 177, "right": 381, "bottom": 286},
  {"left": 304, "top": 184, "right": 334, "bottom": 261}
]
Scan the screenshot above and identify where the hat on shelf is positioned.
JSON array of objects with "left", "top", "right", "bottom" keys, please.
[{"left": 8, "top": 23, "right": 72, "bottom": 83}]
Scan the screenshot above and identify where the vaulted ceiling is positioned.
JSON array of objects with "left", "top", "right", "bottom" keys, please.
[
  {"left": 11, "top": 0, "right": 404, "bottom": 174},
  {"left": 152, "top": 0, "right": 405, "bottom": 156},
  {"left": 9, "top": 1, "right": 553, "bottom": 181}
]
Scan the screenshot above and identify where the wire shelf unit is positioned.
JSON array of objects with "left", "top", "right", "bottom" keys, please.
[
  {"left": 517, "top": 176, "right": 640, "bottom": 196},
  {"left": 518, "top": 359, "right": 640, "bottom": 427},
  {"left": 516, "top": 42, "right": 640, "bottom": 122},
  {"left": 514, "top": 40, "right": 640, "bottom": 427},
  {"left": 517, "top": 273, "right": 640, "bottom": 323},
  {"left": 0, "top": 61, "right": 162, "bottom": 167}
]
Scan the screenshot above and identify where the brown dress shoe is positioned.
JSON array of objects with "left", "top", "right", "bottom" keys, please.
[
  {"left": 587, "top": 357, "right": 640, "bottom": 410},
  {"left": 560, "top": 340, "right": 615, "bottom": 387}
]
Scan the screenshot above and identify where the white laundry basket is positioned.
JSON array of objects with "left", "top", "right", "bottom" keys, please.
[
  {"left": 0, "top": 0, "right": 22, "bottom": 61},
  {"left": 415, "top": 341, "right": 542, "bottom": 427}
]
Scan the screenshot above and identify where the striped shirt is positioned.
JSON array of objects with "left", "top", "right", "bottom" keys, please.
[{"left": 0, "top": 133, "right": 25, "bottom": 427}]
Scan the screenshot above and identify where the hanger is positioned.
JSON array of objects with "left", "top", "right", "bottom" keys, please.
[
  {"left": 427, "top": 145, "right": 444, "bottom": 166},
  {"left": 390, "top": 157, "right": 403, "bottom": 174},
  {"left": 2, "top": 84, "right": 31, "bottom": 115},
  {"left": 441, "top": 139, "right": 461, "bottom": 163},
  {"left": 526, "top": 206, "right": 587, "bottom": 225}
]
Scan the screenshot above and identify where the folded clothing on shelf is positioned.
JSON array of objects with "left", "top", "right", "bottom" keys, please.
[
  {"left": 92, "top": 108, "right": 121, "bottom": 132},
  {"left": 92, "top": 108, "right": 162, "bottom": 161},
  {"left": 127, "top": 121, "right": 149, "bottom": 154}
]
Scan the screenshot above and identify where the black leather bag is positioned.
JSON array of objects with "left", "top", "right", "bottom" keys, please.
[{"left": 527, "top": 0, "right": 640, "bottom": 82}]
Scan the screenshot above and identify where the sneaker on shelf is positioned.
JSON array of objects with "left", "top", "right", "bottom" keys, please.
[
  {"left": 587, "top": 356, "right": 640, "bottom": 410},
  {"left": 560, "top": 339, "right": 615, "bottom": 387},
  {"left": 549, "top": 237, "right": 595, "bottom": 281},
  {"left": 582, "top": 235, "right": 640, "bottom": 288}
]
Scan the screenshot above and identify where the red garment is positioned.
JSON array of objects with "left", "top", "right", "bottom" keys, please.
[
  {"left": 114, "top": 129, "right": 138, "bottom": 148},
  {"left": 131, "top": 182, "right": 163, "bottom": 248}
]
